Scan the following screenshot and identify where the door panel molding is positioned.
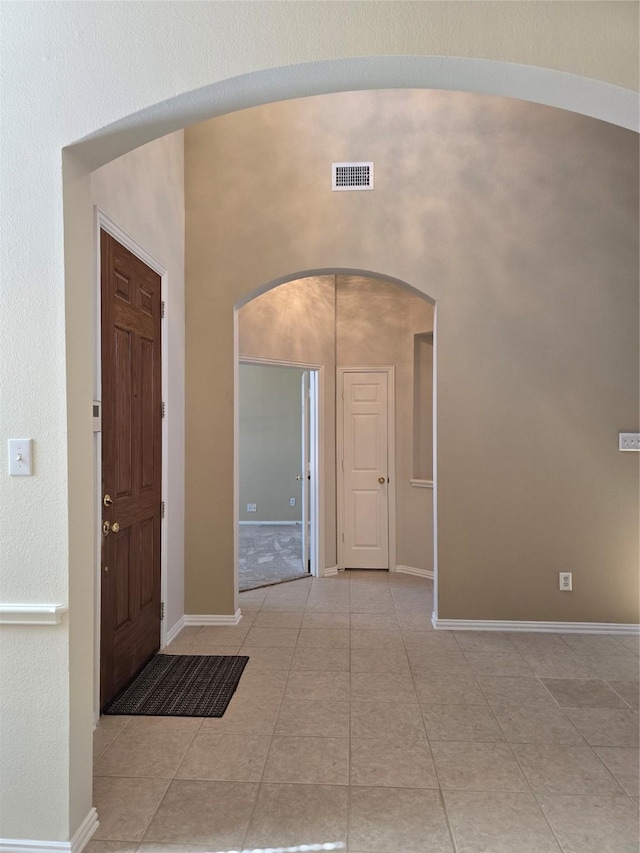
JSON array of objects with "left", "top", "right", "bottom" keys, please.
[
  {"left": 94, "top": 209, "right": 168, "bottom": 722},
  {"left": 337, "top": 366, "right": 396, "bottom": 572},
  {"left": 100, "top": 228, "right": 162, "bottom": 708}
]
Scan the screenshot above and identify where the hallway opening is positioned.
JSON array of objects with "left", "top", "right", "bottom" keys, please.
[
  {"left": 238, "top": 361, "right": 320, "bottom": 591},
  {"left": 46, "top": 53, "right": 640, "bottom": 844},
  {"left": 236, "top": 272, "right": 437, "bottom": 591}
]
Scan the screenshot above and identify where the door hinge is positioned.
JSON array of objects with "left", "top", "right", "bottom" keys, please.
[
  {"left": 161, "top": 300, "right": 165, "bottom": 319},
  {"left": 161, "top": 401, "right": 166, "bottom": 418},
  {"left": 160, "top": 602, "right": 165, "bottom": 621},
  {"left": 161, "top": 501, "right": 165, "bottom": 519},
  {"left": 342, "top": 532, "right": 345, "bottom": 542}
]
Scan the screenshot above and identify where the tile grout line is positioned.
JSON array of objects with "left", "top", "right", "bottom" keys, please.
[
  {"left": 391, "top": 576, "right": 461, "bottom": 853},
  {"left": 133, "top": 717, "right": 204, "bottom": 845},
  {"left": 92, "top": 715, "right": 132, "bottom": 763},
  {"left": 239, "top": 572, "right": 342, "bottom": 851},
  {"left": 93, "top": 716, "right": 201, "bottom": 844},
  {"left": 490, "top": 673, "right": 637, "bottom": 849},
  {"left": 237, "top": 572, "right": 288, "bottom": 852},
  {"left": 468, "top": 636, "right": 634, "bottom": 849},
  {"left": 567, "top": 639, "right": 638, "bottom": 711},
  {"left": 476, "top": 677, "right": 570, "bottom": 853}
]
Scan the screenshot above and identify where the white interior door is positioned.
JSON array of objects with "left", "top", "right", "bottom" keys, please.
[
  {"left": 342, "top": 371, "right": 389, "bottom": 569},
  {"left": 301, "top": 371, "right": 310, "bottom": 572}
]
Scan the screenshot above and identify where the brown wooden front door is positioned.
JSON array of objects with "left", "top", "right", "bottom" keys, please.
[{"left": 100, "top": 230, "right": 162, "bottom": 710}]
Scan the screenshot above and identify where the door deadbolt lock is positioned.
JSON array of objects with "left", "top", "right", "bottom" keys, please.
[{"left": 103, "top": 494, "right": 113, "bottom": 507}]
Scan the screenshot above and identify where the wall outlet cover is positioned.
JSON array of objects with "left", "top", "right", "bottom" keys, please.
[
  {"left": 619, "top": 433, "right": 640, "bottom": 451},
  {"left": 559, "top": 572, "right": 572, "bottom": 591}
]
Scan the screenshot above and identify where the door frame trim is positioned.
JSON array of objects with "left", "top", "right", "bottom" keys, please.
[
  {"left": 237, "top": 355, "right": 325, "bottom": 579},
  {"left": 337, "top": 365, "right": 397, "bottom": 572},
  {"left": 93, "top": 209, "right": 168, "bottom": 723}
]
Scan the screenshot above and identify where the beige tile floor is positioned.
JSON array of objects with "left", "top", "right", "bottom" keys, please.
[{"left": 90, "top": 572, "right": 640, "bottom": 853}]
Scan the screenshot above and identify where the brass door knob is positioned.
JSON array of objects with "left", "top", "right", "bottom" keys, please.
[
  {"left": 378, "top": 477, "right": 386, "bottom": 484},
  {"left": 111, "top": 522, "right": 120, "bottom": 533}
]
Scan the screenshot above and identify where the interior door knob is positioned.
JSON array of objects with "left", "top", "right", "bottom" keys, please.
[
  {"left": 378, "top": 477, "right": 385, "bottom": 484},
  {"left": 111, "top": 522, "right": 120, "bottom": 533}
]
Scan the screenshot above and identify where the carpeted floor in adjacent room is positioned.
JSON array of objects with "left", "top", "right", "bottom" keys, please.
[{"left": 239, "top": 523, "right": 308, "bottom": 591}]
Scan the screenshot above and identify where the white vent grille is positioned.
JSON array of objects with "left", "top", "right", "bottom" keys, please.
[{"left": 332, "top": 162, "right": 374, "bottom": 191}]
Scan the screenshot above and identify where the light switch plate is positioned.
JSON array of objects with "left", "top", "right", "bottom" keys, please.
[
  {"left": 619, "top": 433, "right": 640, "bottom": 451},
  {"left": 9, "top": 439, "right": 33, "bottom": 476}
]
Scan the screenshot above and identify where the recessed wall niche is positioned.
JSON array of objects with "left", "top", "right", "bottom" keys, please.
[{"left": 413, "top": 331, "right": 433, "bottom": 482}]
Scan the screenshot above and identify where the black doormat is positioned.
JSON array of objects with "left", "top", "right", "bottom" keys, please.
[{"left": 104, "top": 654, "right": 249, "bottom": 717}]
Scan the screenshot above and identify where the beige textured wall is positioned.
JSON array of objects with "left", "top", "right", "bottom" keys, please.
[
  {"left": 186, "top": 88, "right": 639, "bottom": 623},
  {"left": 336, "top": 276, "right": 434, "bottom": 572},
  {"left": 91, "top": 130, "right": 186, "bottom": 634},
  {"left": 239, "top": 365, "right": 304, "bottom": 523}
]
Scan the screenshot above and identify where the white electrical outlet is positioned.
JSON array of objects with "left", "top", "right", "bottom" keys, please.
[
  {"left": 290, "top": 497, "right": 296, "bottom": 506},
  {"left": 619, "top": 433, "right": 640, "bottom": 451},
  {"left": 246, "top": 503, "right": 257, "bottom": 512},
  {"left": 559, "top": 572, "right": 572, "bottom": 591}
]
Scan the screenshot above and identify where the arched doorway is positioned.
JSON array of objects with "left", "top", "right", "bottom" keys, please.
[
  {"left": 55, "top": 54, "right": 638, "bottom": 846},
  {"left": 235, "top": 272, "right": 437, "bottom": 598}
]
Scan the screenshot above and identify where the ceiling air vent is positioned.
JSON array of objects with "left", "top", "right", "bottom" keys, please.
[{"left": 332, "top": 162, "right": 374, "bottom": 191}]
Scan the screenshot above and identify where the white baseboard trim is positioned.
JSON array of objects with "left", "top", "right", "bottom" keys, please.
[
  {"left": 70, "top": 811, "right": 98, "bottom": 853},
  {"left": 184, "top": 609, "right": 242, "bottom": 626},
  {"left": 164, "top": 615, "right": 186, "bottom": 646},
  {"left": 0, "top": 808, "right": 98, "bottom": 853},
  {"left": 395, "top": 565, "right": 434, "bottom": 580},
  {"left": 239, "top": 520, "right": 300, "bottom": 526},
  {"left": 323, "top": 566, "right": 339, "bottom": 577},
  {"left": 432, "top": 616, "right": 640, "bottom": 635}
]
